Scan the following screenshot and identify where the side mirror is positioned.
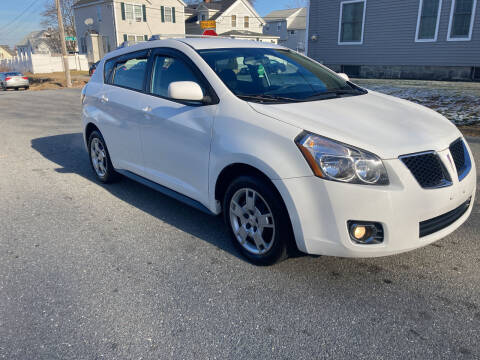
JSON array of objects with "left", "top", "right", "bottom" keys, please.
[
  {"left": 337, "top": 72, "right": 350, "bottom": 81},
  {"left": 168, "top": 81, "right": 204, "bottom": 102}
]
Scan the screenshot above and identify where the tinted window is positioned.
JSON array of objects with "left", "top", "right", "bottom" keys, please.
[
  {"left": 150, "top": 56, "right": 203, "bottom": 98},
  {"left": 111, "top": 53, "right": 148, "bottom": 91},
  {"left": 6, "top": 72, "right": 22, "bottom": 76}
]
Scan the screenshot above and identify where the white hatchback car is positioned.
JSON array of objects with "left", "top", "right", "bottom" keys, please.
[{"left": 81, "top": 38, "right": 475, "bottom": 265}]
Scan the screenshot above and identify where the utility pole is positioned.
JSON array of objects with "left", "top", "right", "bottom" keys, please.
[{"left": 55, "top": 0, "right": 72, "bottom": 87}]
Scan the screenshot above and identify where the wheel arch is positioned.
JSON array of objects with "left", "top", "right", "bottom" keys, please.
[
  {"left": 214, "top": 163, "right": 274, "bottom": 205},
  {"left": 84, "top": 122, "right": 100, "bottom": 145}
]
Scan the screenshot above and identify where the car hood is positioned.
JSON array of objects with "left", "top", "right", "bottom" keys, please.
[{"left": 248, "top": 91, "right": 460, "bottom": 159}]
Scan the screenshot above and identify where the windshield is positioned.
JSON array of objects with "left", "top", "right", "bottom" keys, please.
[
  {"left": 6, "top": 72, "right": 22, "bottom": 76},
  {"left": 197, "top": 48, "right": 365, "bottom": 103}
]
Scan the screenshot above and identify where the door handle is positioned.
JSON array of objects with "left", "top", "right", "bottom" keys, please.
[
  {"left": 142, "top": 106, "right": 152, "bottom": 112},
  {"left": 100, "top": 94, "right": 109, "bottom": 103}
]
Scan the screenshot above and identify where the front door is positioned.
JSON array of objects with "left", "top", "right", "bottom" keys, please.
[{"left": 137, "top": 49, "right": 217, "bottom": 206}]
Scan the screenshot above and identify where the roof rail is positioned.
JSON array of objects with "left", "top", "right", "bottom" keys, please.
[{"left": 148, "top": 34, "right": 249, "bottom": 41}]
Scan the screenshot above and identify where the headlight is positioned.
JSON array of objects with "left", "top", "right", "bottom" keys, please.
[{"left": 295, "top": 131, "right": 389, "bottom": 185}]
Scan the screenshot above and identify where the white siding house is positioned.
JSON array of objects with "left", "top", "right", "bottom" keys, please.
[
  {"left": 263, "top": 8, "right": 307, "bottom": 52},
  {"left": 74, "top": 0, "right": 186, "bottom": 63},
  {"left": 185, "top": 0, "right": 278, "bottom": 43}
]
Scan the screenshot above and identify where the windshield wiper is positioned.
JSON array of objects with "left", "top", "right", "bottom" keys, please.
[
  {"left": 237, "top": 94, "right": 302, "bottom": 103},
  {"left": 305, "top": 89, "right": 364, "bottom": 101}
]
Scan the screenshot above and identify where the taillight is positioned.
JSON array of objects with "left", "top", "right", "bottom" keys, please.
[
  {"left": 22, "top": 77, "right": 28, "bottom": 80},
  {"left": 5, "top": 77, "right": 11, "bottom": 81}
]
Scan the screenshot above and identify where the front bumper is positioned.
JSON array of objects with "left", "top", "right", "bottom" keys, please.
[{"left": 274, "top": 147, "right": 476, "bottom": 257}]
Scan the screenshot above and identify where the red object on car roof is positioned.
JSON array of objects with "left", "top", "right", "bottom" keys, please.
[{"left": 202, "top": 29, "right": 218, "bottom": 36}]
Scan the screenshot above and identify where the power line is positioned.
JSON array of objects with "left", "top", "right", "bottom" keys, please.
[
  {"left": 0, "top": 2, "right": 46, "bottom": 42},
  {"left": 0, "top": 0, "right": 41, "bottom": 33}
]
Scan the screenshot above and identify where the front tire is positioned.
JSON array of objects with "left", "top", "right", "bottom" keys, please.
[
  {"left": 88, "top": 130, "right": 118, "bottom": 183},
  {"left": 223, "top": 175, "right": 293, "bottom": 265}
]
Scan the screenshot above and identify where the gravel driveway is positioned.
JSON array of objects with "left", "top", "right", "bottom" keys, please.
[{"left": 0, "top": 89, "right": 479, "bottom": 359}]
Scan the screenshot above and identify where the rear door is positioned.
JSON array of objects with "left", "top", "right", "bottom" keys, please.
[
  {"left": 99, "top": 50, "right": 149, "bottom": 175},
  {"left": 136, "top": 48, "right": 218, "bottom": 205}
]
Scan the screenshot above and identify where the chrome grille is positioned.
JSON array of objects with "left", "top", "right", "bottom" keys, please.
[
  {"left": 449, "top": 138, "right": 471, "bottom": 181},
  {"left": 400, "top": 151, "right": 451, "bottom": 189}
]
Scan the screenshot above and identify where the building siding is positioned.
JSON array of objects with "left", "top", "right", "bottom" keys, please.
[{"left": 307, "top": 0, "right": 480, "bottom": 67}]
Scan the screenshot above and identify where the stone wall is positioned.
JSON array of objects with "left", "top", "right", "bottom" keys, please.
[{"left": 326, "top": 64, "right": 477, "bottom": 81}]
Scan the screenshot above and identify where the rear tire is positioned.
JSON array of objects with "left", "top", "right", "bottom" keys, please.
[
  {"left": 88, "top": 130, "right": 118, "bottom": 183},
  {"left": 223, "top": 175, "right": 293, "bottom": 265},
  {"left": 25, "top": 86, "right": 29, "bottom": 90},
  {"left": 14, "top": 88, "right": 18, "bottom": 91}
]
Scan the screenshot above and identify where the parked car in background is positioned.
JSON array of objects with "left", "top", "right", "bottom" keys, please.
[
  {"left": 89, "top": 61, "right": 99, "bottom": 76},
  {"left": 0, "top": 72, "right": 29, "bottom": 90},
  {"left": 81, "top": 38, "right": 476, "bottom": 265}
]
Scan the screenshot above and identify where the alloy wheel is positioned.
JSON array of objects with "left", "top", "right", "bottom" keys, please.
[
  {"left": 90, "top": 137, "right": 108, "bottom": 178},
  {"left": 229, "top": 188, "right": 275, "bottom": 255}
]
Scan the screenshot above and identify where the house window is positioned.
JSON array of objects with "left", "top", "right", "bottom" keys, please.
[
  {"left": 244, "top": 16, "right": 249, "bottom": 28},
  {"left": 134, "top": 5, "right": 142, "bottom": 22},
  {"left": 125, "top": 3, "right": 134, "bottom": 20},
  {"left": 201, "top": 14, "right": 206, "bottom": 21},
  {"left": 165, "top": 7, "right": 172, "bottom": 22},
  {"left": 232, "top": 15, "right": 236, "bottom": 27},
  {"left": 338, "top": 0, "right": 366, "bottom": 44},
  {"left": 277, "top": 22, "right": 281, "bottom": 31},
  {"left": 289, "top": 30, "right": 296, "bottom": 35},
  {"left": 447, "top": 0, "right": 477, "bottom": 40},
  {"left": 415, "top": 0, "right": 442, "bottom": 41},
  {"left": 127, "top": 35, "right": 136, "bottom": 42}
]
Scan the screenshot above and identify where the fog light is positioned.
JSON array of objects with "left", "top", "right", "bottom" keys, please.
[
  {"left": 353, "top": 225, "right": 366, "bottom": 240},
  {"left": 348, "top": 221, "right": 384, "bottom": 244}
]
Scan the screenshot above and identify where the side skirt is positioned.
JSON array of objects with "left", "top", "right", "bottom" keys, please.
[{"left": 116, "top": 169, "right": 215, "bottom": 216}]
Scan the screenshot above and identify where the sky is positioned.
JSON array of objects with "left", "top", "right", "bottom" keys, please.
[{"left": 0, "top": 0, "right": 299, "bottom": 48}]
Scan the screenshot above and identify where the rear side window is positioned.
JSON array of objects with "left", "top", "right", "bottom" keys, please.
[
  {"left": 105, "top": 51, "right": 148, "bottom": 91},
  {"left": 150, "top": 56, "right": 203, "bottom": 98},
  {"left": 112, "top": 57, "right": 148, "bottom": 90}
]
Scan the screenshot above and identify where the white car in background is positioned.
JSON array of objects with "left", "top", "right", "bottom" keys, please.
[
  {"left": 0, "top": 72, "right": 29, "bottom": 91},
  {"left": 81, "top": 38, "right": 475, "bottom": 265}
]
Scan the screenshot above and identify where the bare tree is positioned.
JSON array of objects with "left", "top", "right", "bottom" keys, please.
[{"left": 41, "top": 0, "right": 76, "bottom": 53}]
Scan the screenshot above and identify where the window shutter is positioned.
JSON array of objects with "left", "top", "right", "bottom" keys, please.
[
  {"left": 172, "top": 7, "right": 176, "bottom": 23},
  {"left": 142, "top": 4, "right": 147, "bottom": 22},
  {"left": 144, "top": 34, "right": 148, "bottom": 41},
  {"left": 123, "top": 34, "right": 127, "bottom": 42},
  {"left": 161, "top": 6, "right": 165, "bottom": 22},
  {"left": 121, "top": 2, "right": 126, "bottom": 20}
]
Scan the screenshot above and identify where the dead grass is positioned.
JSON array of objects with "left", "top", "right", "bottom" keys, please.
[
  {"left": 25, "top": 71, "right": 90, "bottom": 90},
  {"left": 458, "top": 124, "right": 480, "bottom": 137}
]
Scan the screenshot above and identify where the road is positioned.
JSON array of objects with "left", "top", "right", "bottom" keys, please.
[{"left": 0, "top": 89, "right": 479, "bottom": 359}]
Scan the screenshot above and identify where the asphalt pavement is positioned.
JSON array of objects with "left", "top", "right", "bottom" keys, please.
[{"left": 0, "top": 89, "right": 479, "bottom": 359}]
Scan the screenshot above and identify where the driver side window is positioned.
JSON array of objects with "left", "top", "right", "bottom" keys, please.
[{"left": 150, "top": 55, "right": 204, "bottom": 98}]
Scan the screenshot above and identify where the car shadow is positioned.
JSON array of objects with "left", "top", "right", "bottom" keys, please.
[{"left": 31, "top": 132, "right": 246, "bottom": 260}]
